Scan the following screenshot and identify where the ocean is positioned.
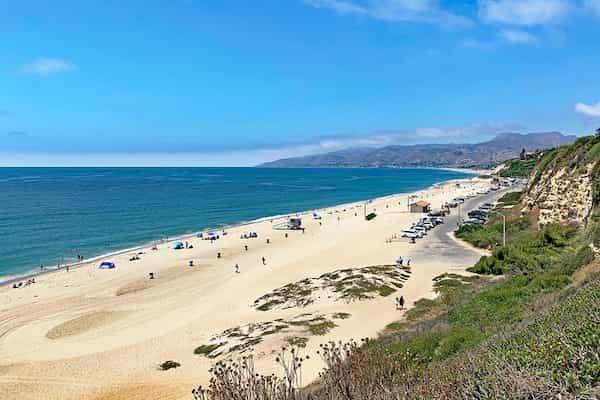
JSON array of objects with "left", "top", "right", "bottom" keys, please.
[{"left": 0, "top": 167, "right": 472, "bottom": 281}]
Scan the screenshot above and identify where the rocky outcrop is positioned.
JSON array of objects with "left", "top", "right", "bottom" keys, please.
[{"left": 522, "top": 160, "right": 595, "bottom": 227}]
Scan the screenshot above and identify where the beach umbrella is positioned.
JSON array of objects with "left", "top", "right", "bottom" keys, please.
[{"left": 99, "top": 261, "right": 115, "bottom": 269}]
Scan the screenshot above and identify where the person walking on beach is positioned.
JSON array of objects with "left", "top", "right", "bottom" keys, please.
[
  {"left": 407, "top": 259, "right": 411, "bottom": 267},
  {"left": 262, "top": 256, "right": 266, "bottom": 265},
  {"left": 399, "top": 295, "right": 405, "bottom": 310},
  {"left": 235, "top": 264, "right": 240, "bottom": 273},
  {"left": 395, "top": 297, "right": 400, "bottom": 310},
  {"left": 245, "top": 245, "right": 248, "bottom": 251}
]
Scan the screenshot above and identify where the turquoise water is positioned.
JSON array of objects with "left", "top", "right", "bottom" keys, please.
[{"left": 0, "top": 167, "right": 471, "bottom": 281}]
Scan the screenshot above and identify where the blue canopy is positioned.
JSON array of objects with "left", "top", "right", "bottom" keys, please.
[
  {"left": 173, "top": 241, "right": 184, "bottom": 249},
  {"left": 99, "top": 261, "right": 115, "bottom": 269}
]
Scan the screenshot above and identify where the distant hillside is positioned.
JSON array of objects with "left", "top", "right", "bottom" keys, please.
[{"left": 259, "top": 132, "right": 576, "bottom": 169}]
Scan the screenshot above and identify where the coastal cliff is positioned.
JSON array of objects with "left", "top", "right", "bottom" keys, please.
[{"left": 520, "top": 135, "right": 600, "bottom": 227}]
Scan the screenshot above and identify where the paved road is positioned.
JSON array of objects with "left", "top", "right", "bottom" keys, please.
[{"left": 405, "top": 184, "right": 524, "bottom": 270}]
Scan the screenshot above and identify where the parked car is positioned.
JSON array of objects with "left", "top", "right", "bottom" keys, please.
[
  {"left": 468, "top": 210, "right": 488, "bottom": 218},
  {"left": 411, "top": 225, "right": 427, "bottom": 234},
  {"left": 401, "top": 231, "right": 419, "bottom": 239},
  {"left": 464, "top": 218, "right": 485, "bottom": 225},
  {"left": 479, "top": 203, "right": 494, "bottom": 210},
  {"left": 402, "top": 229, "right": 424, "bottom": 238}
]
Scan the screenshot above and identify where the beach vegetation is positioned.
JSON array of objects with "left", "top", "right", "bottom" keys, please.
[
  {"left": 158, "top": 360, "right": 180, "bottom": 370},
  {"left": 496, "top": 190, "right": 522, "bottom": 206},
  {"left": 254, "top": 265, "right": 408, "bottom": 311},
  {"left": 285, "top": 336, "right": 308, "bottom": 348},
  {"left": 455, "top": 217, "right": 529, "bottom": 249},
  {"left": 499, "top": 157, "right": 538, "bottom": 177},
  {"left": 331, "top": 312, "right": 350, "bottom": 320},
  {"left": 194, "top": 343, "right": 225, "bottom": 356},
  {"left": 306, "top": 319, "right": 336, "bottom": 336}
]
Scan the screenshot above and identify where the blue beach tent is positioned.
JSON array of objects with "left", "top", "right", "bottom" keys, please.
[
  {"left": 173, "top": 241, "right": 184, "bottom": 249},
  {"left": 99, "top": 261, "right": 115, "bottom": 269}
]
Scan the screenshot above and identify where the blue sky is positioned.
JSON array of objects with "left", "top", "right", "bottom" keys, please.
[{"left": 2, "top": 0, "right": 600, "bottom": 166}]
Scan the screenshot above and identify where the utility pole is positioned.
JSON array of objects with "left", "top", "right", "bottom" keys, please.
[{"left": 490, "top": 210, "right": 506, "bottom": 246}]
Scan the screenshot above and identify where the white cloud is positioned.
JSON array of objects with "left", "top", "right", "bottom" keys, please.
[
  {"left": 479, "top": 0, "right": 570, "bottom": 25},
  {"left": 414, "top": 123, "right": 522, "bottom": 138},
  {"left": 21, "top": 58, "right": 76, "bottom": 76},
  {"left": 584, "top": 0, "right": 600, "bottom": 14},
  {"left": 291, "top": 122, "right": 523, "bottom": 151},
  {"left": 461, "top": 37, "right": 494, "bottom": 49},
  {"left": 575, "top": 101, "right": 600, "bottom": 118},
  {"left": 0, "top": 122, "right": 525, "bottom": 166},
  {"left": 499, "top": 29, "right": 538, "bottom": 43},
  {"left": 304, "top": 0, "right": 472, "bottom": 28}
]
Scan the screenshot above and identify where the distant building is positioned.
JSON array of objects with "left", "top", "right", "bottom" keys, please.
[{"left": 410, "top": 200, "right": 431, "bottom": 213}]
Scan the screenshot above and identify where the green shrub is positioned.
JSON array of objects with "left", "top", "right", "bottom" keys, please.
[
  {"left": 456, "top": 217, "right": 529, "bottom": 250},
  {"left": 194, "top": 343, "right": 224, "bottom": 356},
  {"left": 499, "top": 158, "right": 538, "bottom": 178},
  {"left": 159, "top": 360, "right": 180, "bottom": 370},
  {"left": 467, "top": 224, "right": 574, "bottom": 275},
  {"left": 496, "top": 191, "right": 522, "bottom": 206}
]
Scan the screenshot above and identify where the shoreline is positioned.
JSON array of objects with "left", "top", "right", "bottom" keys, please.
[
  {"left": 0, "top": 170, "right": 478, "bottom": 287},
  {"left": 0, "top": 172, "right": 503, "bottom": 400}
]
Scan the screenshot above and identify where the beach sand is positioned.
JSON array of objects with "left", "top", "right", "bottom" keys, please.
[{"left": 0, "top": 176, "right": 506, "bottom": 400}]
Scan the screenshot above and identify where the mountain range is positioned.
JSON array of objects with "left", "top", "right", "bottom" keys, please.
[{"left": 258, "top": 132, "right": 576, "bottom": 169}]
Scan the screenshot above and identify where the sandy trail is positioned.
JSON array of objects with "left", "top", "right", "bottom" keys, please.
[{"left": 0, "top": 176, "right": 510, "bottom": 400}]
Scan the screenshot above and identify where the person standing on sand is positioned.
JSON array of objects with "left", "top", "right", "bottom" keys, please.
[
  {"left": 235, "top": 264, "right": 240, "bottom": 273},
  {"left": 407, "top": 259, "right": 411, "bottom": 267},
  {"left": 399, "top": 295, "right": 405, "bottom": 309},
  {"left": 245, "top": 245, "right": 248, "bottom": 251},
  {"left": 262, "top": 256, "right": 266, "bottom": 265}
]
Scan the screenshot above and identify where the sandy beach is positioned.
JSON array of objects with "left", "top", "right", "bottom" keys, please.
[{"left": 0, "top": 175, "right": 509, "bottom": 400}]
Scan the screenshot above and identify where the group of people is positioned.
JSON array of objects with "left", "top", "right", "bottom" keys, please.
[
  {"left": 395, "top": 295, "right": 405, "bottom": 310},
  {"left": 396, "top": 256, "right": 411, "bottom": 267},
  {"left": 12, "top": 278, "right": 36, "bottom": 289}
]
